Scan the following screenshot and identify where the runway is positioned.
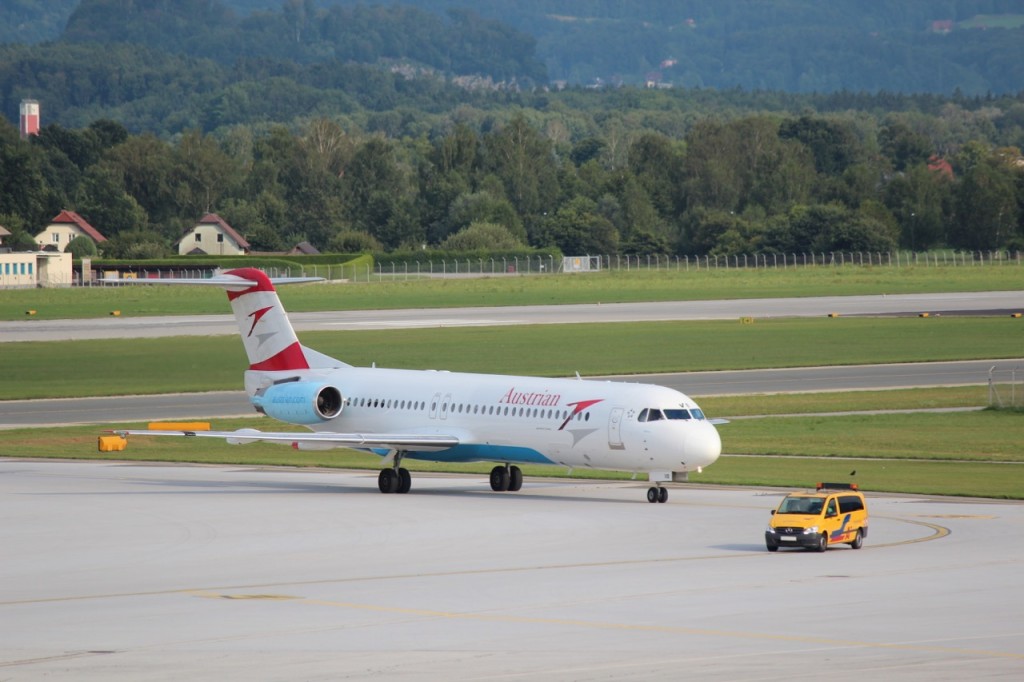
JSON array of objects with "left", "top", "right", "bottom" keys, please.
[
  {"left": 1, "top": 460, "right": 1021, "bottom": 680},
  {"left": 2, "top": 290, "right": 1021, "bottom": 342},
  {"left": 1, "top": 359, "right": 1020, "bottom": 428},
  {"left": 1, "top": 288, "right": 1021, "bottom": 427}
]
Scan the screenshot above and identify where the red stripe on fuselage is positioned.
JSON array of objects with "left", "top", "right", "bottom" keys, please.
[{"left": 559, "top": 399, "right": 603, "bottom": 430}]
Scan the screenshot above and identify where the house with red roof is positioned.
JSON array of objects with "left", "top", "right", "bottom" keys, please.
[
  {"left": 177, "top": 213, "right": 250, "bottom": 256},
  {"left": 34, "top": 210, "right": 107, "bottom": 251}
]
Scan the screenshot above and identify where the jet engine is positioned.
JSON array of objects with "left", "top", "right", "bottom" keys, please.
[{"left": 251, "top": 381, "right": 344, "bottom": 424}]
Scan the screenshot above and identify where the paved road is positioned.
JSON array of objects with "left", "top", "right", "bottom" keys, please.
[
  {"left": 2, "top": 290, "right": 1021, "bottom": 342},
  {"left": 1, "top": 461, "right": 1021, "bottom": 680}
]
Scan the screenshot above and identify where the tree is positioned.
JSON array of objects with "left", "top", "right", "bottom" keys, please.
[
  {"left": 328, "top": 230, "right": 382, "bottom": 253},
  {"left": 879, "top": 120, "right": 932, "bottom": 173},
  {"left": 105, "top": 134, "right": 177, "bottom": 228},
  {"left": 779, "top": 115, "right": 861, "bottom": 175},
  {"left": 343, "top": 137, "right": 421, "bottom": 249},
  {"left": 445, "top": 191, "right": 524, "bottom": 242},
  {"left": 171, "top": 130, "right": 240, "bottom": 217},
  {"left": 627, "top": 133, "right": 683, "bottom": 220},
  {"left": 0, "top": 213, "right": 37, "bottom": 251},
  {"left": 0, "top": 128, "right": 53, "bottom": 228},
  {"left": 483, "top": 113, "right": 560, "bottom": 235},
  {"left": 441, "top": 221, "right": 523, "bottom": 251},
  {"left": 884, "top": 163, "right": 950, "bottom": 250},
  {"left": 535, "top": 196, "right": 618, "bottom": 254},
  {"left": 76, "top": 162, "right": 149, "bottom": 237},
  {"left": 950, "top": 151, "right": 1018, "bottom": 250},
  {"left": 65, "top": 234, "right": 97, "bottom": 258}
]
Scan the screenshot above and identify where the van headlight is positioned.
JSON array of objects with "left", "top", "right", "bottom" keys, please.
[{"left": 802, "top": 526, "right": 818, "bottom": 534}]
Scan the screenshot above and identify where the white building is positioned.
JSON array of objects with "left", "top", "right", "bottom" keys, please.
[
  {"left": 177, "top": 213, "right": 250, "bottom": 256},
  {"left": 34, "top": 210, "right": 107, "bottom": 251},
  {"left": 0, "top": 251, "right": 72, "bottom": 288}
]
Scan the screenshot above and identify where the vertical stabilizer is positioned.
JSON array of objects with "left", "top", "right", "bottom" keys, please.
[{"left": 223, "top": 268, "right": 310, "bottom": 371}]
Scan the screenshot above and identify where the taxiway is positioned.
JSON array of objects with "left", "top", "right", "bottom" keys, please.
[{"left": 1, "top": 460, "right": 1021, "bottom": 680}]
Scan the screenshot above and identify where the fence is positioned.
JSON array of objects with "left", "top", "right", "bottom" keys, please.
[
  {"left": 989, "top": 365, "right": 1024, "bottom": 409},
  {"left": 599, "top": 250, "right": 1022, "bottom": 271},
  {"left": 355, "top": 250, "right": 1021, "bottom": 281},
  {"left": 71, "top": 249, "right": 1022, "bottom": 285}
]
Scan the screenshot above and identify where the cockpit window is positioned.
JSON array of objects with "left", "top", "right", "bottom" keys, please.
[{"left": 640, "top": 407, "right": 707, "bottom": 422}]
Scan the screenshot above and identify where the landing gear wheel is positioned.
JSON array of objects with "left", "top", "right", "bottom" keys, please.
[
  {"left": 378, "top": 468, "right": 399, "bottom": 494},
  {"left": 850, "top": 528, "right": 863, "bottom": 549},
  {"left": 658, "top": 487, "right": 669, "bottom": 504},
  {"left": 647, "top": 487, "right": 659, "bottom": 503},
  {"left": 397, "top": 467, "right": 412, "bottom": 494},
  {"left": 489, "top": 465, "right": 510, "bottom": 492},
  {"left": 508, "top": 466, "right": 523, "bottom": 492},
  {"left": 815, "top": 532, "right": 829, "bottom": 552}
]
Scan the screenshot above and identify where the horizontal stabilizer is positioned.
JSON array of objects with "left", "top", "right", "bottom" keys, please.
[{"left": 110, "top": 275, "right": 322, "bottom": 290}]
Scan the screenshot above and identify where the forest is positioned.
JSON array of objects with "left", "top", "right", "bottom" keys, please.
[
  {"left": 4, "top": 1, "right": 1024, "bottom": 93},
  {"left": 3, "top": 99, "right": 1022, "bottom": 259},
  {"left": 0, "top": 0, "right": 1023, "bottom": 259}
]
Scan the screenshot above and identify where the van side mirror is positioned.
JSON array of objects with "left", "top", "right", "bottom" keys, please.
[{"left": 769, "top": 510, "right": 775, "bottom": 515}]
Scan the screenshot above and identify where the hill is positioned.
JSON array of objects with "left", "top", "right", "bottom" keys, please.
[{"left": 3, "top": 1, "right": 1023, "bottom": 94}]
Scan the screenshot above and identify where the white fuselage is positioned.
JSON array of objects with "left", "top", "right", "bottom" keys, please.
[{"left": 245, "top": 365, "right": 722, "bottom": 477}]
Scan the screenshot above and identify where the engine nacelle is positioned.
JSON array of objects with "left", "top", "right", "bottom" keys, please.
[{"left": 252, "top": 381, "right": 344, "bottom": 425}]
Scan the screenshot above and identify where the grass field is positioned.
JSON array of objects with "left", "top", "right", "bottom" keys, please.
[
  {"left": 3, "top": 265, "right": 1022, "bottom": 498},
  {"left": 2, "top": 264, "right": 1022, "bottom": 320},
  {"left": 4, "top": 403, "right": 1020, "bottom": 498},
  {"left": 2, "top": 316, "right": 1021, "bottom": 400}
]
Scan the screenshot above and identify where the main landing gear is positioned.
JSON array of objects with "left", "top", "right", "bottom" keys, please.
[
  {"left": 489, "top": 464, "right": 523, "bottom": 492},
  {"left": 378, "top": 466, "right": 411, "bottom": 494},
  {"left": 378, "top": 451, "right": 412, "bottom": 494},
  {"left": 646, "top": 485, "right": 669, "bottom": 503}
]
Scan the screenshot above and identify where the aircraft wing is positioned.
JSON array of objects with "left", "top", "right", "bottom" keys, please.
[{"left": 114, "top": 428, "right": 460, "bottom": 452}]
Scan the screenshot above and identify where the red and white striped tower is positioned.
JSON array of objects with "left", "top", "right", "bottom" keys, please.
[{"left": 19, "top": 99, "right": 40, "bottom": 138}]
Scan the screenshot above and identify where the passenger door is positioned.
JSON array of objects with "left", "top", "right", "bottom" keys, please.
[{"left": 608, "top": 407, "right": 624, "bottom": 449}]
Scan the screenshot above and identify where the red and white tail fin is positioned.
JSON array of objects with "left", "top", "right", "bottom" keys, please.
[{"left": 223, "top": 268, "right": 310, "bottom": 371}]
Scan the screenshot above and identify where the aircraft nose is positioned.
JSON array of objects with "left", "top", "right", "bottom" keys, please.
[{"left": 686, "top": 421, "right": 722, "bottom": 469}]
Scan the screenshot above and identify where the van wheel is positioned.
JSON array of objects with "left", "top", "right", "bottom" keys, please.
[
  {"left": 815, "top": 533, "right": 828, "bottom": 552},
  {"left": 850, "top": 529, "right": 864, "bottom": 549},
  {"left": 766, "top": 542, "right": 778, "bottom": 552}
]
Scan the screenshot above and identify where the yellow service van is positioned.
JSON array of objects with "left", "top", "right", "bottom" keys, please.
[{"left": 765, "top": 483, "right": 868, "bottom": 552}]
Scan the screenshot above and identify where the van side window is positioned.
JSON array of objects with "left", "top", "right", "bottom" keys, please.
[
  {"left": 826, "top": 499, "right": 838, "bottom": 516},
  {"left": 838, "top": 495, "right": 864, "bottom": 513}
]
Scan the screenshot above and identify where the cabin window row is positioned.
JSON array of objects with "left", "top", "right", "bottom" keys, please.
[{"left": 346, "top": 397, "right": 591, "bottom": 422}]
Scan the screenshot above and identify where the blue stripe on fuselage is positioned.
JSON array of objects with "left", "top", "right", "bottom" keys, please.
[{"left": 403, "top": 444, "right": 556, "bottom": 465}]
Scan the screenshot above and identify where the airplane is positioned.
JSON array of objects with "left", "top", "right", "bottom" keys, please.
[{"left": 114, "top": 267, "right": 723, "bottom": 502}]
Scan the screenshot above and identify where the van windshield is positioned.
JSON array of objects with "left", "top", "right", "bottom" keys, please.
[{"left": 777, "top": 497, "right": 823, "bottom": 515}]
